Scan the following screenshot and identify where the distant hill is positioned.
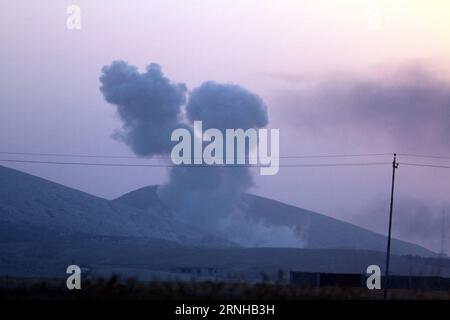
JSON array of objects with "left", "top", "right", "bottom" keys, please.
[
  {"left": 0, "top": 165, "right": 442, "bottom": 279},
  {"left": 115, "top": 185, "right": 436, "bottom": 257},
  {"left": 0, "top": 165, "right": 233, "bottom": 248}
]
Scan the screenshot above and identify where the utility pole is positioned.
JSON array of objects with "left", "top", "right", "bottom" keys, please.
[
  {"left": 384, "top": 153, "right": 398, "bottom": 300},
  {"left": 437, "top": 209, "right": 448, "bottom": 277}
]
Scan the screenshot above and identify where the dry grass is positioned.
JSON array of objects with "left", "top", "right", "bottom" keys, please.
[{"left": 1, "top": 276, "right": 449, "bottom": 300}]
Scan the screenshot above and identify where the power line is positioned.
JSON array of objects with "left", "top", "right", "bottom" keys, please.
[
  {"left": 0, "top": 159, "right": 391, "bottom": 168},
  {"left": 0, "top": 151, "right": 393, "bottom": 160},
  {"left": 397, "top": 153, "right": 450, "bottom": 160},
  {"left": 0, "top": 151, "right": 138, "bottom": 159},
  {"left": 280, "top": 153, "right": 393, "bottom": 159},
  {"left": 2, "top": 156, "right": 450, "bottom": 170},
  {"left": 400, "top": 162, "right": 450, "bottom": 169},
  {"left": 5, "top": 151, "right": 450, "bottom": 161}
]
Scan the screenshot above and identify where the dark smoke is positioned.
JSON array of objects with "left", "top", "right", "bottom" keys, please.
[
  {"left": 99, "top": 61, "right": 187, "bottom": 156},
  {"left": 273, "top": 65, "right": 450, "bottom": 252},
  {"left": 282, "top": 66, "right": 450, "bottom": 153},
  {"left": 158, "top": 81, "right": 267, "bottom": 232},
  {"left": 100, "top": 61, "right": 303, "bottom": 248},
  {"left": 186, "top": 81, "right": 268, "bottom": 130},
  {"left": 158, "top": 166, "right": 253, "bottom": 230}
]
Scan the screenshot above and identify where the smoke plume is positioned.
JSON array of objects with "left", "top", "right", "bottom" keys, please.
[
  {"left": 99, "top": 61, "right": 187, "bottom": 156},
  {"left": 158, "top": 81, "right": 266, "bottom": 233},
  {"left": 186, "top": 81, "right": 268, "bottom": 130},
  {"left": 100, "top": 61, "right": 303, "bottom": 248}
]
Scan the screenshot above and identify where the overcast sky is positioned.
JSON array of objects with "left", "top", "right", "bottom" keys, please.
[{"left": 1, "top": 0, "right": 450, "bottom": 253}]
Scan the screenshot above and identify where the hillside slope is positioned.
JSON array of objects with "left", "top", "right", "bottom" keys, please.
[
  {"left": 0, "top": 166, "right": 232, "bottom": 248},
  {"left": 116, "top": 185, "right": 435, "bottom": 257}
]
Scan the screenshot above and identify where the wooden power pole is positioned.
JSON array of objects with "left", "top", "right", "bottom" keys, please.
[{"left": 384, "top": 153, "right": 399, "bottom": 299}]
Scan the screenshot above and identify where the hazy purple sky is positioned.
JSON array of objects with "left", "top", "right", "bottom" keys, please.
[{"left": 1, "top": 1, "right": 450, "bottom": 252}]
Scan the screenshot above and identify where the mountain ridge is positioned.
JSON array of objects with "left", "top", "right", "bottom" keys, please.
[
  {"left": 0, "top": 165, "right": 234, "bottom": 248},
  {"left": 0, "top": 165, "right": 436, "bottom": 256},
  {"left": 116, "top": 185, "right": 436, "bottom": 257}
]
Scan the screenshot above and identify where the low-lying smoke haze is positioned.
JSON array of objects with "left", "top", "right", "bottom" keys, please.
[
  {"left": 272, "top": 64, "right": 450, "bottom": 253},
  {"left": 280, "top": 65, "right": 450, "bottom": 154},
  {"left": 353, "top": 196, "right": 450, "bottom": 255}
]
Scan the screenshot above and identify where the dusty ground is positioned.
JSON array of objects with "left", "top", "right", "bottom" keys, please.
[{"left": 1, "top": 276, "right": 449, "bottom": 300}]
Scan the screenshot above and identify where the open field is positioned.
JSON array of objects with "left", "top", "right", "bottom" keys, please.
[{"left": 1, "top": 276, "right": 450, "bottom": 300}]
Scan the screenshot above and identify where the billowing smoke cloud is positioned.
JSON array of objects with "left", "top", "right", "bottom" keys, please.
[
  {"left": 281, "top": 66, "right": 450, "bottom": 153},
  {"left": 158, "top": 166, "right": 253, "bottom": 230},
  {"left": 99, "top": 61, "right": 187, "bottom": 156},
  {"left": 158, "top": 82, "right": 267, "bottom": 235},
  {"left": 186, "top": 81, "right": 268, "bottom": 130},
  {"left": 100, "top": 61, "right": 303, "bottom": 248}
]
